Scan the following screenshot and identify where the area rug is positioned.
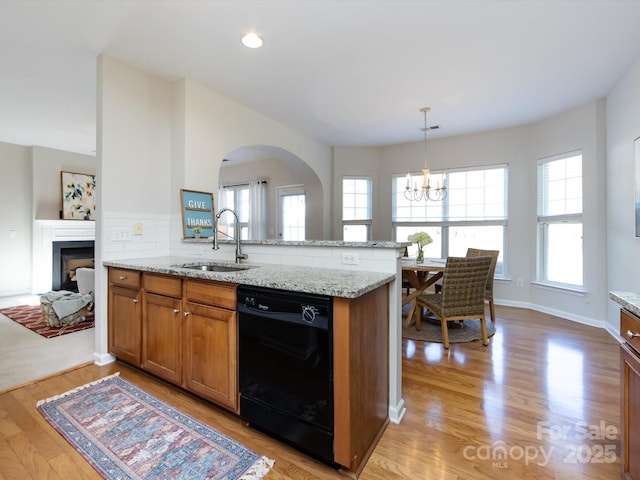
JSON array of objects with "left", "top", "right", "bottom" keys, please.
[
  {"left": 402, "top": 318, "right": 496, "bottom": 344},
  {"left": 0, "top": 304, "right": 94, "bottom": 338},
  {"left": 37, "top": 373, "right": 274, "bottom": 480}
]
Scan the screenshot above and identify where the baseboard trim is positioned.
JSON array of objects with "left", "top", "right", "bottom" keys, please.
[
  {"left": 389, "top": 398, "right": 406, "bottom": 424},
  {"left": 93, "top": 352, "right": 116, "bottom": 366},
  {"left": 495, "top": 299, "right": 604, "bottom": 328}
]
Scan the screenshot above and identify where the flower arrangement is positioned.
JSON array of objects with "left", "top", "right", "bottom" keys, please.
[{"left": 407, "top": 231, "right": 432, "bottom": 263}]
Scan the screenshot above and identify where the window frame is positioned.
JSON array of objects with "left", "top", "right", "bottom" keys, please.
[
  {"left": 392, "top": 164, "right": 508, "bottom": 276},
  {"left": 342, "top": 176, "right": 372, "bottom": 241},
  {"left": 219, "top": 184, "right": 249, "bottom": 240},
  {"left": 536, "top": 151, "right": 583, "bottom": 289}
]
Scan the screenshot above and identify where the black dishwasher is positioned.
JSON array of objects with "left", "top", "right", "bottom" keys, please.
[{"left": 237, "top": 286, "right": 335, "bottom": 466}]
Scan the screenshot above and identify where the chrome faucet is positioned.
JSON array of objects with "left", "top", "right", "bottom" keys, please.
[{"left": 213, "top": 208, "right": 248, "bottom": 263}]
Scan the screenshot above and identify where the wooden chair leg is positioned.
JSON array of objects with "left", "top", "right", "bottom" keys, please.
[
  {"left": 488, "top": 298, "right": 496, "bottom": 323},
  {"left": 441, "top": 319, "right": 450, "bottom": 349},
  {"left": 480, "top": 315, "right": 488, "bottom": 346}
]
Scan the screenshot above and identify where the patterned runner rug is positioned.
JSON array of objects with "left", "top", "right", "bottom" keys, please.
[
  {"left": 37, "top": 373, "right": 274, "bottom": 480},
  {"left": 0, "top": 304, "right": 94, "bottom": 338}
]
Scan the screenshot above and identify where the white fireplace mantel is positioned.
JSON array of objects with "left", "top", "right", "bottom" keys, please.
[{"left": 32, "top": 220, "right": 95, "bottom": 294}]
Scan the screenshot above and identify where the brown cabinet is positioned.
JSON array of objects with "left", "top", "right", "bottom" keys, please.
[
  {"left": 107, "top": 268, "right": 238, "bottom": 412},
  {"left": 108, "top": 269, "right": 142, "bottom": 366},
  {"left": 184, "top": 280, "right": 238, "bottom": 412},
  {"left": 142, "top": 273, "right": 183, "bottom": 385},
  {"left": 621, "top": 309, "right": 640, "bottom": 480}
]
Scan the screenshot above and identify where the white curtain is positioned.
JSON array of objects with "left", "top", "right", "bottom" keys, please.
[
  {"left": 217, "top": 186, "right": 228, "bottom": 212},
  {"left": 249, "top": 180, "right": 268, "bottom": 239}
]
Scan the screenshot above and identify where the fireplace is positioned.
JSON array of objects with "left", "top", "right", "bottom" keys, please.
[{"left": 52, "top": 241, "right": 95, "bottom": 292}]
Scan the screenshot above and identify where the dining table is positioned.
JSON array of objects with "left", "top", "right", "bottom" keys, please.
[{"left": 401, "top": 257, "right": 446, "bottom": 327}]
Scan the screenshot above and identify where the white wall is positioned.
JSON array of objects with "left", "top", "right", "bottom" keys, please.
[
  {"left": 606, "top": 56, "right": 640, "bottom": 334},
  {"left": 331, "top": 146, "right": 382, "bottom": 239},
  {"left": 334, "top": 100, "right": 608, "bottom": 326},
  {"left": 0, "top": 142, "right": 95, "bottom": 296},
  {"left": 527, "top": 100, "right": 607, "bottom": 325},
  {"left": 178, "top": 79, "right": 332, "bottom": 241},
  {"left": 0, "top": 141, "right": 31, "bottom": 295},
  {"left": 98, "top": 55, "right": 174, "bottom": 262},
  {"left": 32, "top": 146, "right": 95, "bottom": 219},
  {"left": 95, "top": 55, "right": 175, "bottom": 364}
]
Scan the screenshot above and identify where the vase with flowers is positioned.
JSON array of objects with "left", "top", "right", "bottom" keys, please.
[{"left": 407, "top": 231, "right": 432, "bottom": 263}]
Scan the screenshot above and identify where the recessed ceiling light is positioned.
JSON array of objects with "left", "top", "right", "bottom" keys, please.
[{"left": 241, "top": 32, "right": 263, "bottom": 49}]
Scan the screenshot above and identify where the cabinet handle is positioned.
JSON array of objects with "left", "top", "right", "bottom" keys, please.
[
  {"left": 119, "top": 275, "right": 127, "bottom": 280},
  {"left": 184, "top": 312, "right": 190, "bottom": 317},
  {"left": 626, "top": 330, "right": 640, "bottom": 339},
  {"left": 132, "top": 298, "right": 138, "bottom": 304},
  {"left": 173, "top": 309, "right": 180, "bottom": 314}
]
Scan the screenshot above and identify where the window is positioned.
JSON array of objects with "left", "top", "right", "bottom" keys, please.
[
  {"left": 537, "top": 151, "right": 583, "bottom": 287},
  {"left": 218, "top": 185, "right": 249, "bottom": 239},
  {"left": 392, "top": 165, "right": 508, "bottom": 275},
  {"left": 278, "top": 185, "right": 305, "bottom": 240},
  {"left": 342, "top": 177, "right": 372, "bottom": 241}
]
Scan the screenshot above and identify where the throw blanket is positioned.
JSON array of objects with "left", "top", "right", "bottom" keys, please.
[{"left": 40, "top": 290, "right": 93, "bottom": 319}]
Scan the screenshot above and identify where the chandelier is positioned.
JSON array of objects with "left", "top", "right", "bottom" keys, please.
[{"left": 404, "top": 107, "right": 447, "bottom": 202}]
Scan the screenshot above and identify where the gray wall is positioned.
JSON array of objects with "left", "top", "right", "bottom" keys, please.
[
  {"left": 0, "top": 142, "right": 94, "bottom": 296},
  {"left": 333, "top": 100, "right": 608, "bottom": 327}
]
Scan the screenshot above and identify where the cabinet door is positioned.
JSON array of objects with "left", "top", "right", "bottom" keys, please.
[
  {"left": 184, "top": 302, "right": 237, "bottom": 412},
  {"left": 621, "top": 343, "right": 640, "bottom": 480},
  {"left": 142, "top": 293, "right": 182, "bottom": 385},
  {"left": 108, "top": 285, "right": 141, "bottom": 366}
]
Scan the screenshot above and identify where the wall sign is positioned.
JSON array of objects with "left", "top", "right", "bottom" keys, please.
[{"left": 180, "top": 189, "right": 214, "bottom": 238}]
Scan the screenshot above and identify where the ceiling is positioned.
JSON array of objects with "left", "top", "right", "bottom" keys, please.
[{"left": 2, "top": 0, "right": 640, "bottom": 156}]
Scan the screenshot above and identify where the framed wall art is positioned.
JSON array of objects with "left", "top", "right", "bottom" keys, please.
[
  {"left": 61, "top": 171, "right": 96, "bottom": 220},
  {"left": 180, "top": 189, "right": 214, "bottom": 238}
]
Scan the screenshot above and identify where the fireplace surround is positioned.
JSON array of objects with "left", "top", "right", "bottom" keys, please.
[{"left": 33, "top": 220, "right": 95, "bottom": 294}]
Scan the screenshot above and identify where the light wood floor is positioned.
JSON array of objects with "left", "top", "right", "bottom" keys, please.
[{"left": 0, "top": 306, "right": 620, "bottom": 479}]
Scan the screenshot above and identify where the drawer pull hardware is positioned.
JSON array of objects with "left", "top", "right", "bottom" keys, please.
[
  {"left": 119, "top": 275, "right": 127, "bottom": 280},
  {"left": 173, "top": 309, "right": 180, "bottom": 314},
  {"left": 132, "top": 299, "right": 138, "bottom": 304},
  {"left": 626, "top": 330, "right": 640, "bottom": 339},
  {"left": 184, "top": 312, "right": 190, "bottom": 317}
]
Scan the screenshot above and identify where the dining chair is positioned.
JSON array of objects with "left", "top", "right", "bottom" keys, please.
[
  {"left": 434, "top": 247, "right": 500, "bottom": 322},
  {"left": 465, "top": 248, "right": 499, "bottom": 322},
  {"left": 415, "top": 255, "right": 493, "bottom": 349}
]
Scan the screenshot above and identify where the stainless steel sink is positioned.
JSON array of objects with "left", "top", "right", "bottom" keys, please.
[{"left": 177, "top": 263, "right": 251, "bottom": 272}]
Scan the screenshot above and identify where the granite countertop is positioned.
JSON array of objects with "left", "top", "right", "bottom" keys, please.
[
  {"left": 610, "top": 291, "right": 640, "bottom": 317},
  {"left": 185, "top": 238, "right": 411, "bottom": 248},
  {"left": 103, "top": 256, "right": 396, "bottom": 298}
]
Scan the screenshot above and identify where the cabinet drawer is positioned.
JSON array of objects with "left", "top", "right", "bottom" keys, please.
[
  {"left": 185, "top": 280, "right": 236, "bottom": 309},
  {"left": 621, "top": 309, "right": 640, "bottom": 354},
  {"left": 109, "top": 268, "right": 140, "bottom": 288},
  {"left": 144, "top": 273, "right": 182, "bottom": 298}
]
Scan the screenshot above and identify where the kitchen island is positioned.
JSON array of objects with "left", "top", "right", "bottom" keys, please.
[
  {"left": 103, "top": 255, "right": 394, "bottom": 298},
  {"left": 104, "top": 256, "right": 395, "bottom": 476}
]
